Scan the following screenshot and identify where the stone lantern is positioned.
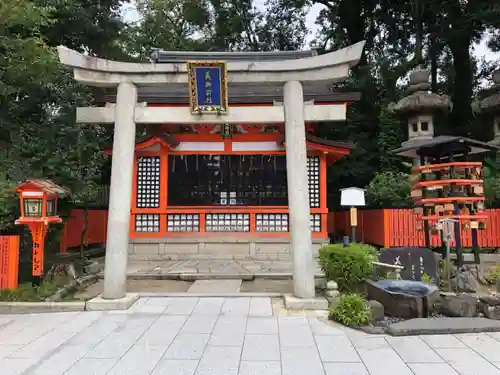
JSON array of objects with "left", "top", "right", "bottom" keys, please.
[
  {"left": 15, "top": 179, "right": 67, "bottom": 277},
  {"left": 476, "top": 68, "right": 500, "bottom": 146},
  {"left": 392, "top": 69, "right": 452, "bottom": 150}
]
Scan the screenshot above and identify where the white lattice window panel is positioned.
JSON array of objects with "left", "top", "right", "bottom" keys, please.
[
  {"left": 256, "top": 213, "right": 289, "bottom": 232},
  {"left": 307, "top": 156, "right": 320, "bottom": 208},
  {"left": 135, "top": 214, "right": 160, "bottom": 232},
  {"left": 205, "top": 213, "right": 250, "bottom": 232},
  {"left": 167, "top": 214, "right": 200, "bottom": 232},
  {"left": 136, "top": 156, "right": 160, "bottom": 208},
  {"left": 310, "top": 214, "right": 321, "bottom": 232}
]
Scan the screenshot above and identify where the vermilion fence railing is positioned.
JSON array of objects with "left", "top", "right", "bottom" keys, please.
[
  {"left": 60, "top": 208, "right": 500, "bottom": 251},
  {"left": 327, "top": 209, "right": 500, "bottom": 248},
  {"left": 60, "top": 209, "right": 108, "bottom": 252}
]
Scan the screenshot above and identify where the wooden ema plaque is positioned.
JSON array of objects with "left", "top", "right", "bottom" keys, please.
[
  {"left": 0, "top": 236, "right": 19, "bottom": 290},
  {"left": 411, "top": 161, "right": 486, "bottom": 222}
]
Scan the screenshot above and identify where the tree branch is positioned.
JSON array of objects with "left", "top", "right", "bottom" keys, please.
[{"left": 311, "top": 0, "right": 335, "bottom": 11}]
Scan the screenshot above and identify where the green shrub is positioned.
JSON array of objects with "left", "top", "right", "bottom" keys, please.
[
  {"left": 318, "top": 243, "right": 375, "bottom": 293},
  {"left": 486, "top": 264, "right": 500, "bottom": 286},
  {"left": 329, "top": 294, "right": 372, "bottom": 326},
  {"left": 421, "top": 273, "right": 434, "bottom": 284}
]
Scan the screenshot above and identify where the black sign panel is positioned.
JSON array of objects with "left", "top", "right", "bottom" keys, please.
[
  {"left": 168, "top": 155, "right": 288, "bottom": 206},
  {"left": 379, "top": 247, "right": 439, "bottom": 282}
]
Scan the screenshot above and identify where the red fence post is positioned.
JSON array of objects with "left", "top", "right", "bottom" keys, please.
[{"left": 60, "top": 209, "right": 108, "bottom": 251}]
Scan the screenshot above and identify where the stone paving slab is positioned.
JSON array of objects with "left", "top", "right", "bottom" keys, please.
[
  {"left": 187, "top": 280, "right": 242, "bottom": 293},
  {"left": 2, "top": 297, "right": 500, "bottom": 374}
]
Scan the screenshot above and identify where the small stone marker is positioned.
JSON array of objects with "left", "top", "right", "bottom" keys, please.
[{"left": 378, "top": 247, "right": 439, "bottom": 282}]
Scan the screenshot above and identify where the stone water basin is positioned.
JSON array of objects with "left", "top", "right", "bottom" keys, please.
[{"left": 366, "top": 279, "right": 441, "bottom": 319}]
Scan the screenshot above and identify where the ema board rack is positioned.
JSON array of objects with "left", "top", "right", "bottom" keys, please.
[{"left": 410, "top": 161, "right": 487, "bottom": 229}]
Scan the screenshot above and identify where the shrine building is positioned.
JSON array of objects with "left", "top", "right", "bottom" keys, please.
[{"left": 58, "top": 43, "right": 365, "bottom": 301}]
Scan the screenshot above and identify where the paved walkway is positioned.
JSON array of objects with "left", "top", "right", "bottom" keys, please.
[
  {"left": 1, "top": 297, "right": 500, "bottom": 375},
  {"left": 122, "top": 260, "right": 324, "bottom": 277}
]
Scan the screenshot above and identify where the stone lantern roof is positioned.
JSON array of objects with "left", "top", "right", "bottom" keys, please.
[
  {"left": 474, "top": 69, "right": 500, "bottom": 146},
  {"left": 392, "top": 69, "right": 452, "bottom": 115},
  {"left": 475, "top": 69, "right": 500, "bottom": 115}
]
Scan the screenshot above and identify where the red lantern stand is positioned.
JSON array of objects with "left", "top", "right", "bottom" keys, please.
[
  {"left": 14, "top": 180, "right": 66, "bottom": 277},
  {"left": 15, "top": 217, "right": 62, "bottom": 277}
]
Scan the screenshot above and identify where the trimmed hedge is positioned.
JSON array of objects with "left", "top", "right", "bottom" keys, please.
[{"left": 318, "top": 243, "right": 376, "bottom": 293}]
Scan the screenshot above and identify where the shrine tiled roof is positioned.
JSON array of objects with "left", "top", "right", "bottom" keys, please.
[
  {"left": 306, "top": 134, "right": 356, "bottom": 150},
  {"left": 94, "top": 86, "right": 360, "bottom": 105},
  {"left": 150, "top": 49, "right": 318, "bottom": 63}
]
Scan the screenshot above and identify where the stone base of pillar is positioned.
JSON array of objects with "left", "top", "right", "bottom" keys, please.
[
  {"left": 86, "top": 293, "right": 139, "bottom": 311},
  {"left": 283, "top": 294, "right": 328, "bottom": 310}
]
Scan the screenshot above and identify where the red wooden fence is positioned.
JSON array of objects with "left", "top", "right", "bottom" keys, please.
[
  {"left": 0, "top": 236, "right": 19, "bottom": 289},
  {"left": 328, "top": 209, "right": 500, "bottom": 248},
  {"left": 60, "top": 209, "right": 108, "bottom": 252},
  {"left": 59, "top": 208, "right": 500, "bottom": 251}
]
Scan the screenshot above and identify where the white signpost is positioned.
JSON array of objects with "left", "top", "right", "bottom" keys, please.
[
  {"left": 340, "top": 187, "right": 366, "bottom": 243},
  {"left": 438, "top": 218, "right": 457, "bottom": 292}
]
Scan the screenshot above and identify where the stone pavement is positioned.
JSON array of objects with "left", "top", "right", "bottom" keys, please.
[
  {"left": 2, "top": 297, "right": 500, "bottom": 375},
  {"left": 121, "top": 260, "right": 324, "bottom": 277}
]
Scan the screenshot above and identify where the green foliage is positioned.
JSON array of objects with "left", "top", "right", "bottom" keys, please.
[
  {"left": 378, "top": 109, "right": 406, "bottom": 173},
  {"left": 329, "top": 294, "right": 372, "bottom": 326},
  {"left": 484, "top": 156, "right": 500, "bottom": 208},
  {"left": 366, "top": 171, "right": 413, "bottom": 209},
  {"left": 421, "top": 273, "right": 434, "bottom": 284},
  {"left": 124, "top": 0, "right": 308, "bottom": 59},
  {"left": 318, "top": 243, "right": 375, "bottom": 293},
  {"left": 486, "top": 264, "right": 500, "bottom": 283},
  {"left": 0, "top": 281, "right": 62, "bottom": 301},
  {"left": 0, "top": 180, "right": 18, "bottom": 233},
  {"left": 485, "top": 175, "right": 500, "bottom": 208}
]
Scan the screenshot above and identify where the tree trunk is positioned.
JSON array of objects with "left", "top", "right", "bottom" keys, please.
[
  {"left": 80, "top": 208, "right": 89, "bottom": 272},
  {"left": 430, "top": 33, "right": 438, "bottom": 93},
  {"left": 449, "top": 37, "right": 474, "bottom": 137}
]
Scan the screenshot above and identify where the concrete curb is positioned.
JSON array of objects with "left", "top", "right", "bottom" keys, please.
[
  {"left": 0, "top": 301, "right": 86, "bottom": 314},
  {"left": 138, "top": 292, "right": 283, "bottom": 298},
  {"left": 0, "top": 293, "right": 139, "bottom": 314}
]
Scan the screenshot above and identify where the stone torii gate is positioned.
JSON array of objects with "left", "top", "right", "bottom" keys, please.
[{"left": 57, "top": 42, "right": 365, "bottom": 305}]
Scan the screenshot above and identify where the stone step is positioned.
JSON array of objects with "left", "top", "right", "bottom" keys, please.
[{"left": 187, "top": 279, "right": 243, "bottom": 293}]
